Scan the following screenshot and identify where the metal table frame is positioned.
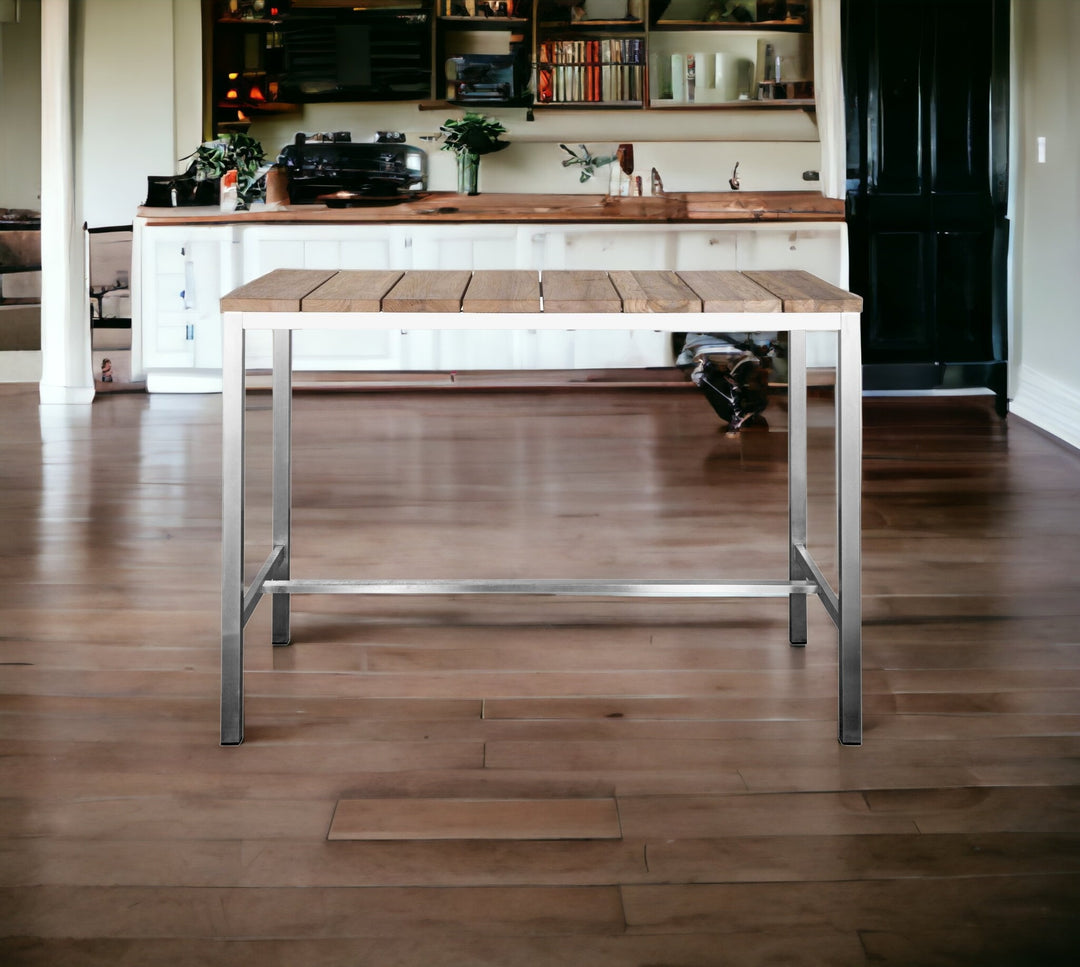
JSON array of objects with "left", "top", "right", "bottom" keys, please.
[{"left": 220, "top": 286, "right": 863, "bottom": 747}]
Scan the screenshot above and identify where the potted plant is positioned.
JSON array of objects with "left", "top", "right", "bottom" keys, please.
[
  {"left": 180, "top": 133, "right": 267, "bottom": 210},
  {"left": 439, "top": 113, "right": 510, "bottom": 196}
]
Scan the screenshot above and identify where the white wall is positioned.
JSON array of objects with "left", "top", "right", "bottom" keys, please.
[
  {"left": 0, "top": 0, "right": 42, "bottom": 210},
  {"left": 1009, "top": 0, "right": 1080, "bottom": 449},
  {"left": 79, "top": 0, "right": 195, "bottom": 228}
]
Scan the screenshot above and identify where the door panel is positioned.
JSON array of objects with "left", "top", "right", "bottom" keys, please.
[
  {"left": 936, "top": 230, "right": 993, "bottom": 361},
  {"left": 867, "top": 232, "right": 931, "bottom": 359},
  {"left": 874, "top": 18, "right": 925, "bottom": 195}
]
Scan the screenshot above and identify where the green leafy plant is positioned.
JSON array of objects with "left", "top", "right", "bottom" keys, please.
[
  {"left": 439, "top": 113, "right": 510, "bottom": 158},
  {"left": 181, "top": 134, "right": 267, "bottom": 209}
]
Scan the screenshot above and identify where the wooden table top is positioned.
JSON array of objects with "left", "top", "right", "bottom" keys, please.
[{"left": 221, "top": 269, "right": 863, "bottom": 316}]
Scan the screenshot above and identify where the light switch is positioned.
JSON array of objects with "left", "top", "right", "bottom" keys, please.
[{"left": 1038, "top": 136, "right": 1047, "bottom": 164}]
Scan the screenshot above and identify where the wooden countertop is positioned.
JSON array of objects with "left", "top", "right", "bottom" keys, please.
[{"left": 138, "top": 191, "right": 845, "bottom": 227}]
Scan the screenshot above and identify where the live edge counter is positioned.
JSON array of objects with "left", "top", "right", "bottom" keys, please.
[{"left": 218, "top": 268, "right": 864, "bottom": 748}]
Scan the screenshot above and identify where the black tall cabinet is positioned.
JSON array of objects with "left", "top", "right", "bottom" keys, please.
[{"left": 842, "top": 0, "right": 1010, "bottom": 414}]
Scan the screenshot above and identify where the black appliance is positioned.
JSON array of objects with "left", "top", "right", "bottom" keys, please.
[
  {"left": 445, "top": 54, "right": 530, "bottom": 105},
  {"left": 276, "top": 134, "right": 428, "bottom": 205}
]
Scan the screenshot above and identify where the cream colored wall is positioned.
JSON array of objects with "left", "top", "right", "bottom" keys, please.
[
  {"left": 79, "top": 0, "right": 196, "bottom": 227},
  {"left": 1009, "top": 0, "right": 1080, "bottom": 448},
  {"left": 249, "top": 102, "right": 824, "bottom": 196},
  {"left": 0, "top": 0, "right": 41, "bottom": 210}
]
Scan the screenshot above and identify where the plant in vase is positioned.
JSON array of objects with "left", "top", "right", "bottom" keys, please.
[
  {"left": 180, "top": 133, "right": 267, "bottom": 210},
  {"left": 439, "top": 113, "right": 510, "bottom": 196}
]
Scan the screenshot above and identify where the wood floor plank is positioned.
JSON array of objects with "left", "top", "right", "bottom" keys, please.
[
  {"left": 643, "top": 831, "right": 1080, "bottom": 883},
  {"left": 617, "top": 791, "right": 918, "bottom": 838},
  {"left": 0, "top": 837, "right": 647, "bottom": 888},
  {"left": 0, "top": 933, "right": 870, "bottom": 967},
  {"left": 328, "top": 797, "right": 621, "bottom": 841},
  {"left": 621, "top": 875, "right": 1080, "bottom": 934},
  {"left": 861, "top": 785, "right": 1080, "bottom": 833},
  {"left": 0, "top": 885, "right": 627, "bottom": 938}
]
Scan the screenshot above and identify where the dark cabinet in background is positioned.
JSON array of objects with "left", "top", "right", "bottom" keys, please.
[{"left": 842, "top": 0, "right": 1009, "bottom": 414}]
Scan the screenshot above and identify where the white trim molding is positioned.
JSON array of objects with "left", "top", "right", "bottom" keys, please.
[{"left": 1010, "top": 363, "right": 1080, "bottom": 451}]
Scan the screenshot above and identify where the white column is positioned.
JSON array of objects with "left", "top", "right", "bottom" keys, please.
[{"left": 39, "top": 0, "right": 94, "bottom": 405}]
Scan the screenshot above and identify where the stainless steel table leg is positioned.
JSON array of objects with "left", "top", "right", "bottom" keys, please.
[
  {"left": 837, "top": 312, "right": 863, "bottom": 745},
  {"left": 220, "top": 313, "right": 246, "bottom": 745},
  {"left": 272, "top": 328, "right": 292, "bottom": 647},
  {"left": 787, "top": 328, "right": 808, "bottom": 647}
]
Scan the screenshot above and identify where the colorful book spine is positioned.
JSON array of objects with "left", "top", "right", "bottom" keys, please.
[{"left": 536, "top": 36, "right": 644, "bottom": 104}]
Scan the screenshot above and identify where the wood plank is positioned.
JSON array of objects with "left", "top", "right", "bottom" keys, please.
[
  {"left": 462, "top": 270, "right": 542, "bottom": 313},
  {"left": 0, "top": 837, "right": 648, "bottom": 888},
  {"left": 861, "top": 786, "right": 1080, "bottom": 833},
  {"left": 607, "top": 271, "right": 702, "bottom": 313},
  {"left": 540, "top": 270, "right": 622, "bottom": 313},
  {"left": 219, "top": 268, "right": 337, "bottom": 312},
  {"left": 300, "top": 270, "right": 403, "bottom": 312},
  {"left": 644, "top": 832, "right": 1080, "bottom": 883},
  {"left": 742, "top": 269, "right": 864, "bottom": 312},
  {"left": 328, "top": 797, "right": 620, "bottom": 841},
  {"left": 381, "top": 269, "right": 472, "bottom": 312},
  {"left": 0, "top": 884, "right": 627, "bottom": 938},
  {"left": 0, "top": 933, "right": 870, "bottom": 967},
  {"left": 617, "top": 791, "right": 917, "bottom": 838},
  {"left": 675, "top": 270, "right": 782, "bottom": 312},
  {"left": 621, "top": 876, "right": 1080, "bottom": 935}
]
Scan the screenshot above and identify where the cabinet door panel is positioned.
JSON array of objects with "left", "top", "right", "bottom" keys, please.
[
  {"left": 866, "top": 231, "right": 931, "bottom": 361},
  {"left": 936, "top": 230, "right": 993, "bottom": 361}
]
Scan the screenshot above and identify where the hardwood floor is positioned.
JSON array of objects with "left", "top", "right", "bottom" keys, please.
[{"left": 1, "top": 382, "right": 1078, "bottom": 966}]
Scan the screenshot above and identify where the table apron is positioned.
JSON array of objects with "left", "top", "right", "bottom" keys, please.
[{"left": 233, "top": 310, "right": 851, "bottom": 334}]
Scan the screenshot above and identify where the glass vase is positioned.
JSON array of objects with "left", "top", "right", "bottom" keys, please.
[{"left": 457, "top": 151, "right": 480, "bottom": 196}]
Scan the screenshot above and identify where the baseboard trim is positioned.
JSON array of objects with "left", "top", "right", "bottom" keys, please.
[{"left": 1009, "top": 364, "right": 1080, "bottom": 451}]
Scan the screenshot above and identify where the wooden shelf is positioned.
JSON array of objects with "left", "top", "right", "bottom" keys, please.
[
  {"left": 648, "top": 98, "right": 815, "bottom": 110},
  {"left": 652, "top": 19, "right": 809, "bottom": 31},
  {"left": 438, "top": 16, "right": 529, "bottom": 26}
]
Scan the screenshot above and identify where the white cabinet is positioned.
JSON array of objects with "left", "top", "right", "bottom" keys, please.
[
  {"left": 134, "top": 216, "right": 846, "bottom": 391},
  {"left": 132, "top": 223, "right": 239, "bottom": 387}
]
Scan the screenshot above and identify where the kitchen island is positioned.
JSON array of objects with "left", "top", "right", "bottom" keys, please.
[{"left": 132, "top": 192, "right": 848, "bottom": 392}]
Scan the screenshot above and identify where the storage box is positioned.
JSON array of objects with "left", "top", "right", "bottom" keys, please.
[{"left": 583, "top": 0, "right": 628, "bottom": 19}]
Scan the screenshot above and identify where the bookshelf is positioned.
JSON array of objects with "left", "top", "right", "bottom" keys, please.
[{"left": 202, "top": 0, "right": 815, "bottom": 131}]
